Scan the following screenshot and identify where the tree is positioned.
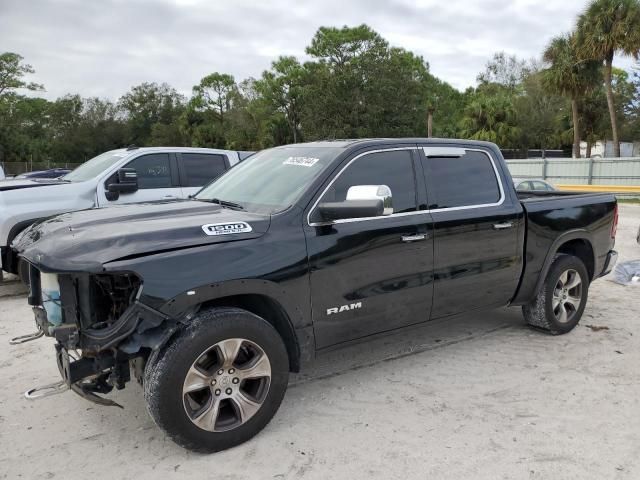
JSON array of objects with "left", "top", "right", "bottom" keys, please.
[
  {"left": 423, "top": 74, "right": 464, "bottom": 138},
  {"left": 192, "top": 73, "right": 236, "bottom": 124},
  {"left": 477, "top": 52, "right": 530, "bottom": 91},
  {"left": 541, "top": 34, "right": 602, "bottom": 158},
  {"left": 576, "top": 0, "right": 640, "bottom": 156},
  {"left": 256, "top": 56, "right": 305, "bottom": 142},
  {"left": 306, "top": 24, "right": 388, "bottom": 67},
  {"left": 626, "top": 65, "right": 640, "bottom": 139},
  {"left": 118, "top": 82, "right": 186, "bottom": 145},
  {"left": 300, "top": 25, "right": 442, "bottom": 140},
  {"left": 460, "top": 84, "right": 520, "bottom": 147},
  {"left": 0, "top": 52, "right": 43, "bottom": 97},
  {"left": 301, "top": 25, "right": 390, "bottom": 139},
  {"left": 516, "top": 69, "right": 567, "bottom": 154}
]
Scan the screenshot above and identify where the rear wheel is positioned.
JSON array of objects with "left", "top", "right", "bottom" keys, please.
[
  {"left": 144, "top": 307, "right": 289, "bottom": 452},
  {"left": 522, "top": 254, "right": 589, "bottom": 335}
]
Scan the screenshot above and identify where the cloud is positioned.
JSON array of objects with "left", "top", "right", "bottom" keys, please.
[{"left": 0, "top": 0, "right": 633, "bottom": 100}]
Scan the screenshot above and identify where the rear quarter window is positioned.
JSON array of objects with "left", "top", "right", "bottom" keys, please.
[
  {"left": 423, "top": 151, "right": 501, "bottom": 209},
  {"left": 182, "top": 153, "right": 228, "bottom": 187}
]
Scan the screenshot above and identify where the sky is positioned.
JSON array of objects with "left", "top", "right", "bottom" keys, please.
[{"left": 0, "top": 0, "right": 636, "bottom": 100}]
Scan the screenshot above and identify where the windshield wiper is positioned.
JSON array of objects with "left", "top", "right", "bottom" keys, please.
[{"left": 202, "top": 198, "right": 245, "bottom": 210}]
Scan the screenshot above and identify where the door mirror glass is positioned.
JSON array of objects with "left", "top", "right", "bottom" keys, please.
[{"left": 346, "top": 184, "right": 393, "bottom": 215}]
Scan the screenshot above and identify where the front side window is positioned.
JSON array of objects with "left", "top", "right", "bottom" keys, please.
[
  {"left": 182, "top": 153, "right": 228, "bottom": 187},
  {"left": 318, "top": 150, "right": 417, "bottom": 215},
  {"left": 423, "top": 151, "right": 501, "bottom": 209},
  {"left": 125, "top": 153, "right": 172, "bottom": 189}
]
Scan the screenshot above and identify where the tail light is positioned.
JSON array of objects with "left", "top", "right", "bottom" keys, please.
[{"left": 611, "top": 203, "right": 618, "bottom": 239}]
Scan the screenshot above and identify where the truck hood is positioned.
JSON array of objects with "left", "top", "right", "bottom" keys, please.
[
  {"left": 14, "top": 200, "right": 271, "bottom": 273},
  {"left": 0, "top": 178, "right": 67, "bottom": 191}
]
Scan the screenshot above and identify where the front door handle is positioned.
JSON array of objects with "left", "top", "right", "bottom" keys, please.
[
  {"left": 493, "top": 222, "right": 514, "bottom": 230},
  {"left": 401, "top": 234, "right": 428, "bottom": 243}
]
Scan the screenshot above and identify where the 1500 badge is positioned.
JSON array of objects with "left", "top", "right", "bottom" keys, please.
[{"left": 202, "top": 222, "right": 253, "bottom": 236}]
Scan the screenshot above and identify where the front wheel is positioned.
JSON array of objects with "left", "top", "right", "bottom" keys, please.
[
  {"left": 522, "top": 254, "right": 589, "bottom": 335},
  {"left": 144, "top": 307, "right": 289, "bottom": 453}
]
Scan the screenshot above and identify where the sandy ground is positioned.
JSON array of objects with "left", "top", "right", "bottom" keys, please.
[{"left": 1, "top": 205, "right": 639, "bottom": 480}]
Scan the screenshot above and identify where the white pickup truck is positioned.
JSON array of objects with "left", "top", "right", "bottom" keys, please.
[{"left": 0, "top": 146, "right": 250, "bottom": 278}]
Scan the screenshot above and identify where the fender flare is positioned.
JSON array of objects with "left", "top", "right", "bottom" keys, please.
[
  {"left": 7, "top": 217, "right": 45, "bottom": 248},
  {"left": 153, "top": 278, "right": 310, "bottom": 371},
  {"left": 533, "top": 229, "right": 595, "bottom": 295},
  {"left": 2, "top": 217, "right": 45, "bottom": 274}
]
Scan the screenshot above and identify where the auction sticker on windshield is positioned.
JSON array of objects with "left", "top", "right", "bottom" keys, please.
[
  {"left": 202, "top": 222, "right": 253, "bottom": 236},
  {"left": 283, "top": 156, "right": 320, "bottom": 167}
]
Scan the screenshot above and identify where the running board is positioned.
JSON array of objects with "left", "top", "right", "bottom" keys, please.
[
  {"left": 9, "top": 329, "right": 44, "bottom": 345},
  {"left": 24, "top": 380, "right": 69, "bottom": 400}
]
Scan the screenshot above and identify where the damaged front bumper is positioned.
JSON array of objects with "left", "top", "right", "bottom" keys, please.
[{"left": 18, "top": 263, "right": 181, "bottom": 407}]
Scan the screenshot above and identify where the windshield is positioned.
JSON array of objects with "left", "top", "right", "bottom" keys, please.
[
  {"left": 195, "top": 146, "right": 341, "bottom": 214},
  {"left": 62, "top": 150, "right": 128, "bottom": 182}
]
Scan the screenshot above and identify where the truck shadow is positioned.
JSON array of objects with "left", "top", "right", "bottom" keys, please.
[{"left": 291, "top": 306, "right": 527, "bottom": 386}]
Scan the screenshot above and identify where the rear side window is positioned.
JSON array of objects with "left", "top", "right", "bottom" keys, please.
[
  {"left": 320, "top": 150, "right": 417, "bottom": 214},
  {"left": 182, "top": 153, "right": 228, "bottom": 187},
  {"left": 423, "top": 151, "right": 501, "bottom": 209},
  {"left": 126, "top": 154, "right": 172, "bottom": 189}
]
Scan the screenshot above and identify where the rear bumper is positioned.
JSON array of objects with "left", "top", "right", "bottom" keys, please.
[{"left": 600, "top": 250, "right": 618, "bottom": 277}]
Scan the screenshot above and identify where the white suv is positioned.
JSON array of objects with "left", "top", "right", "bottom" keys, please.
[{"left": 0, "top": 146, "right": 247, "bottom": 276}]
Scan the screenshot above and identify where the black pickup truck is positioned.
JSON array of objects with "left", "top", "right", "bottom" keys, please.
[{"left": 12, "top": 138, "right": 618, "bottom": 452}]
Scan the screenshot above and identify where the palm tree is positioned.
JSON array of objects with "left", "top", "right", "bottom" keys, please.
[
  {"left": 459, "top": 85, "right": 520, "bottom": 147},
  {"left": 541, "top": 34, "right": 602, "bottom": 158},
  {"left": 576, "top": 0, "right": 640, "bottom": 157}
]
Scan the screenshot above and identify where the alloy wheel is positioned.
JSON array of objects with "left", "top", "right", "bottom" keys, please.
[
  {"left": 552, "top": 268, "right": 583, "bottom": 324},
  {"left": 182, "top": 338, "right": 271, "bottom": 432}
]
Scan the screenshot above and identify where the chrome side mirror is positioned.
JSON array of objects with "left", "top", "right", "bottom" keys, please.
[{"left": 346, "top": 185, "right": 393, "bottom": 215}]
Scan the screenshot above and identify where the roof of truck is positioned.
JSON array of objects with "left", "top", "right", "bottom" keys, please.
[
  {"left": 112, "top": 146, "right": 242, "bottom": 154},
  {"left": 290, "top": 138, "right": 499, "bottom": 150}
]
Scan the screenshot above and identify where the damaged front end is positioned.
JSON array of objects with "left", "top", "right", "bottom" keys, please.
[{"left": 19, "top": 263, "right": 179, "bottom": 407}]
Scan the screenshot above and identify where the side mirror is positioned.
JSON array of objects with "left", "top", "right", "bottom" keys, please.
[
  {"left": 105, "top": 168, "right": 138, "bottom": 200},
  {"left": 346, "top": 184, "right": 393, "bottom": 215},
  {"left": 317, "top": 199, "right": 383, "bottom": 222},
  {"left": 316, "top": 184, "right": 393, "bottom": 222}
]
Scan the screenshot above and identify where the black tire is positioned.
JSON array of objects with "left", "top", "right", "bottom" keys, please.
[
  {"left": 143, "top": 307, "right": 289, "bottom": 453},
  {"left": 522, "top": 254, "right": 589, "bottom": 335}
]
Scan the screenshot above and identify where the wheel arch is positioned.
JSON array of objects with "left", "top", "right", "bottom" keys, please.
[
  {"left": 3, "top": 217, "right": 43, "bottom": 274},
  {"left": 197, "top": 294, "right": 301, "bottom": 373},
  {"left": 534, "top": 231, "right": 595, "bottom": 295},
  {"left": 154, "top": 278, "right": 308, "bottom": 373}
]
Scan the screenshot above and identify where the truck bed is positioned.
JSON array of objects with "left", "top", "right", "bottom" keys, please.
[{"left": 511, "top": 190, "right": 617, "bottom": 305}]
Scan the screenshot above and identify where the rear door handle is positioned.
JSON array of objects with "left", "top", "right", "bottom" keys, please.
[
  {"left": 401, "top": 234, "right": 428, "bottom": 243},
  {"left": 493, "top": 222, "right": 514, "bottom": 230}
]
